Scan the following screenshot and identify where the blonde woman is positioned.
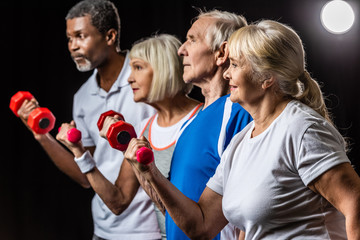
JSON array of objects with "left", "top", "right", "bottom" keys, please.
[
  {"left": 58, "top": 34, "right": 202, "bottom": 240},
  {"left": 124, "top": 20, "right": 360, "bottom": 239}
]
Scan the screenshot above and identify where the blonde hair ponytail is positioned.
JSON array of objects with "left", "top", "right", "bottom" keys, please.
[{"left": 296, "top": 70, "right": 332, "bottom": 124}]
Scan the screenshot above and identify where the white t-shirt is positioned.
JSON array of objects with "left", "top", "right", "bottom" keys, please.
[
  {"left": 207, "top": 100, "right": 350, "bottom": 240},
  {"left": 73, "top": 51, "right": 160, "bottom": 239}
]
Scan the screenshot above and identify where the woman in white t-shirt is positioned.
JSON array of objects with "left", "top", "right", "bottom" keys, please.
[
  {"left": 123, "top": 20, "right": 360, "bottom": 239},
  {"left": 95, "top": 34, "right": 202, "bottom": 239}
]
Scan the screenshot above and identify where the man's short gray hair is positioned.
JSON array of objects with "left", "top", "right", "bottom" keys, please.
[{"left": 195, "top": 9, "right": 247, "bottom": 52}]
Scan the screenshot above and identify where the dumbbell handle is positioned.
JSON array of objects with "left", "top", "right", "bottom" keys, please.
[
  {"left": 58, "top": 127, "right": 82, "bottom": 143},
  {"left": 136, "top": 147, "right": 154, "bottom": 165}
]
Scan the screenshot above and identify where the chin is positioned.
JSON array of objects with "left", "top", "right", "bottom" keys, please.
[
  {"left": 229, "top": 94, "right": 239, "bottom": 103},
  {"left": 182, "top": 76, "right": 192, "bottom": 84},
  {"left": 184, "top": 77, "right": 202, "bottom": 87},
  {"left": 133, "top": 95, "right": 147, "bottom": 103},
  {"left": 75, "top": 61, "right": 94, "bottom": 72},
  {"left": 133, "top": 96, "right": 141, "bottom": 103},
  {"left": 183, "top": 72, "right": 196, "bottom": 83}
]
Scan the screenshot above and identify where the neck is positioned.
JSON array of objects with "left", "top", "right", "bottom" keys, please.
[
  {"left": 196, "top": 68, "right": 229, "bottom": 109},
  {"left": 96, "top": 51, "right": 125, "bottom": 92},
  {"left": 246, "top": 94, "right": 290, "bottom": 138},
  {"left": 149, "top": 93, "right": 200, "bottom": 127}
]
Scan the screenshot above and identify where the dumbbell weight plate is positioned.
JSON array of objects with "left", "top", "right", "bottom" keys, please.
[
  {"left": 9, "top": 91, "right": 33, "bottom": 117},
  {"left": 97, "top": 110, "right": 125, "bottom": 131},
  {"left": 106, "top": 121, "right": 137, "bottom": 151},
  {"left": 27, "top": 107, "right": 56, "bottom": 134}
]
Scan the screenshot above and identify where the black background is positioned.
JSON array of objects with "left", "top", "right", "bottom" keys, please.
[{"left": 2, "top": 0, "right": 360, "bottom": 239}]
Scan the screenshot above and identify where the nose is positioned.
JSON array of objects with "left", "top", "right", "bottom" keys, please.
[
  {"left": 177, "top": 42, "right": 187, "bottom": 57},
  {"left": 68, "top": 38, "right": 79, "bottom": 52},
  {"left": 223, "top": 67, "right": 231, "bottom": 81},
  {"left": 128, "top": 72, "right": 135, "bottom": 84}
]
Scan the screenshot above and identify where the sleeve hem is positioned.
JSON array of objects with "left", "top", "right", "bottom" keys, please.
[{"left": 301, "top": 151, "right": 350, "bottom": 186}]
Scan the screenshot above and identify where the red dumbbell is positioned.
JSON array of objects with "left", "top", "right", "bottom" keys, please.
[
  {"left": 97, "top": 110, "right": 137, "bottom": 151},
  {"left": 97, "top": 111, "right": 154, "bottom": 163},
  {"left": 10, "top": 91, "right": 56, "bottom": 134},
  {"left": 58, "top": 127, "right": 82, "bottom": 143}
]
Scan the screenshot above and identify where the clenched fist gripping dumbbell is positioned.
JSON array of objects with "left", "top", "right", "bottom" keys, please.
[
  {"left": 58, "top": 126, "right": 82, "bottom": 144},
  {"left": 97, "top": 110, "right": 154, "bottom": 165}
]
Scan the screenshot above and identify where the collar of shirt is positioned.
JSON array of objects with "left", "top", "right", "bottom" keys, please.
[{"left": 88, "top": 50, "right": 131, "bottom": 98}]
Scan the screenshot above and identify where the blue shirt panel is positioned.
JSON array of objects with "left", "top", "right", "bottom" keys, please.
[{"left": 166, "top": 95, "right": 252, "bottom": 240}]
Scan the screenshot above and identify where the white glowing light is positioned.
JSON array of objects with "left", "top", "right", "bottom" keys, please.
[{"left": 321, "top": 0, "right": 355, "bottom": 34}]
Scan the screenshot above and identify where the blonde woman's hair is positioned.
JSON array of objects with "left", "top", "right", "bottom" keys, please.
[
  {"left": 228, "top": 20, "right": 333, "bottom": 124},
  {"left": 130, "top": 34, "right": 192, "bottom": 103},
  {"left": 195, "top": 9, "right": 248, "bottom": 52}
]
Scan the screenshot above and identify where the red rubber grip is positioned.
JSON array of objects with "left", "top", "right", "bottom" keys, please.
[
  {"left": 67, "top": 128, "right": 82, "bottom": 143},
  {"left": 58, "top": 127, "right": 82, "bottom": 143},
  {"left": 136, "top": 147, "right": 154, "bottom": 165}
]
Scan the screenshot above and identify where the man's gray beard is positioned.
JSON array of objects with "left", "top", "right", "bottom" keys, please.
[{"left": 74, "top": 58, "right": 94, "bottom": 72}]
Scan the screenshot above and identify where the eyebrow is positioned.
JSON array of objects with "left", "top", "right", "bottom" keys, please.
[
  {"left": 187, "top": 34, "right": 195, "bottom": 40},
  {"left": 66, "top": 29, "right": 83, "bottom": 37},
  {"left": 130, "top": 59, "right": 146, "bottom": 65}
]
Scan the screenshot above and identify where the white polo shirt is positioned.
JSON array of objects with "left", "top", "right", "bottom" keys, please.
[{"left": 73, "top": 51, "right": 159, "bottom": 239}]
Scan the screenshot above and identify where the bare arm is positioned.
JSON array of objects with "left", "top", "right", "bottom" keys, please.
[
  {"left": 309, "top": 162, "right": 360, "bottom": 240},
  {"left": 60, "top": 115, "right": 142, "bottom": 215},
  {"left": 125, "top": 137, "right": 228, "bottom": 239},
  {"left": 17, "top": 99, "right": 90, "bottom": 188},
  {"left": 84, "top": 159, "right": 140, "bottom": 215},
  {"left": 38, "top": 132, "right": 92, "bottom": 188},
  {"left": 238, "top": 231, "right": 245, "bottom": 240}
]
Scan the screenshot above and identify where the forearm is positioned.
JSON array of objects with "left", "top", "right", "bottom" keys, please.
[
  {"left": 239, "top": 231, "right": 245, "bottom": 240},
  {"left": 125, "top": 137, "right": 226, "bottom": 238},
  {"left": 85, "top": 167, "right": 138, "bottom": 215},
  {"left": 344, "top": 198, "right": 360, "bottom": 240},
  {"left": 346, "top": 214, "right": 360, "bottom": 240},
  {"left": 131, "top": 163, "right": 166, "bottom": 215},
  {"left": 310, "top": 163, "right": 360, "bottom": 240},
  {"left": 131, "top": 162, "right": 217, "bottom": 239},
  {"left": 36, "top": 133, "right": 90, "bottom": 188}
]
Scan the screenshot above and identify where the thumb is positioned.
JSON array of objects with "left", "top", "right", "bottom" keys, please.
[
  {"left": 70, "top": 120, "right": 77, "bottom": 128},
  {"left": 139, "top": 135, "right": 148, "bottom": 141},
  {"left": 139, "top": 135, "right": 151, "bottom": 149},
  {"left": 113, "top": 114, "right": 123, "bottom": 121}
]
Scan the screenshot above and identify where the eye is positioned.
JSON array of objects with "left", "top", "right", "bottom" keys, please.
[
  {"left": 230, "top": 61, "right": 238, "bottom": 68},
  {"left": 133, "top": 64, "right": 142, "bottom": 70}
]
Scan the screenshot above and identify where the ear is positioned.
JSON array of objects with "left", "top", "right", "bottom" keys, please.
[
  {"left": 215, "top": 41, "right": 229, "bottom": 66},
  {"left": 261, "top": 74, "right": 275, "bottom": 90},
  {"left": 105, "top": 29, "right": 117, "bottom": 46}
]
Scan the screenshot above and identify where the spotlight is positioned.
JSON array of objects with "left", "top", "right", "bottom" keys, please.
[{"left": 321, "top": 0, "right": 355, "bottom": 34}]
